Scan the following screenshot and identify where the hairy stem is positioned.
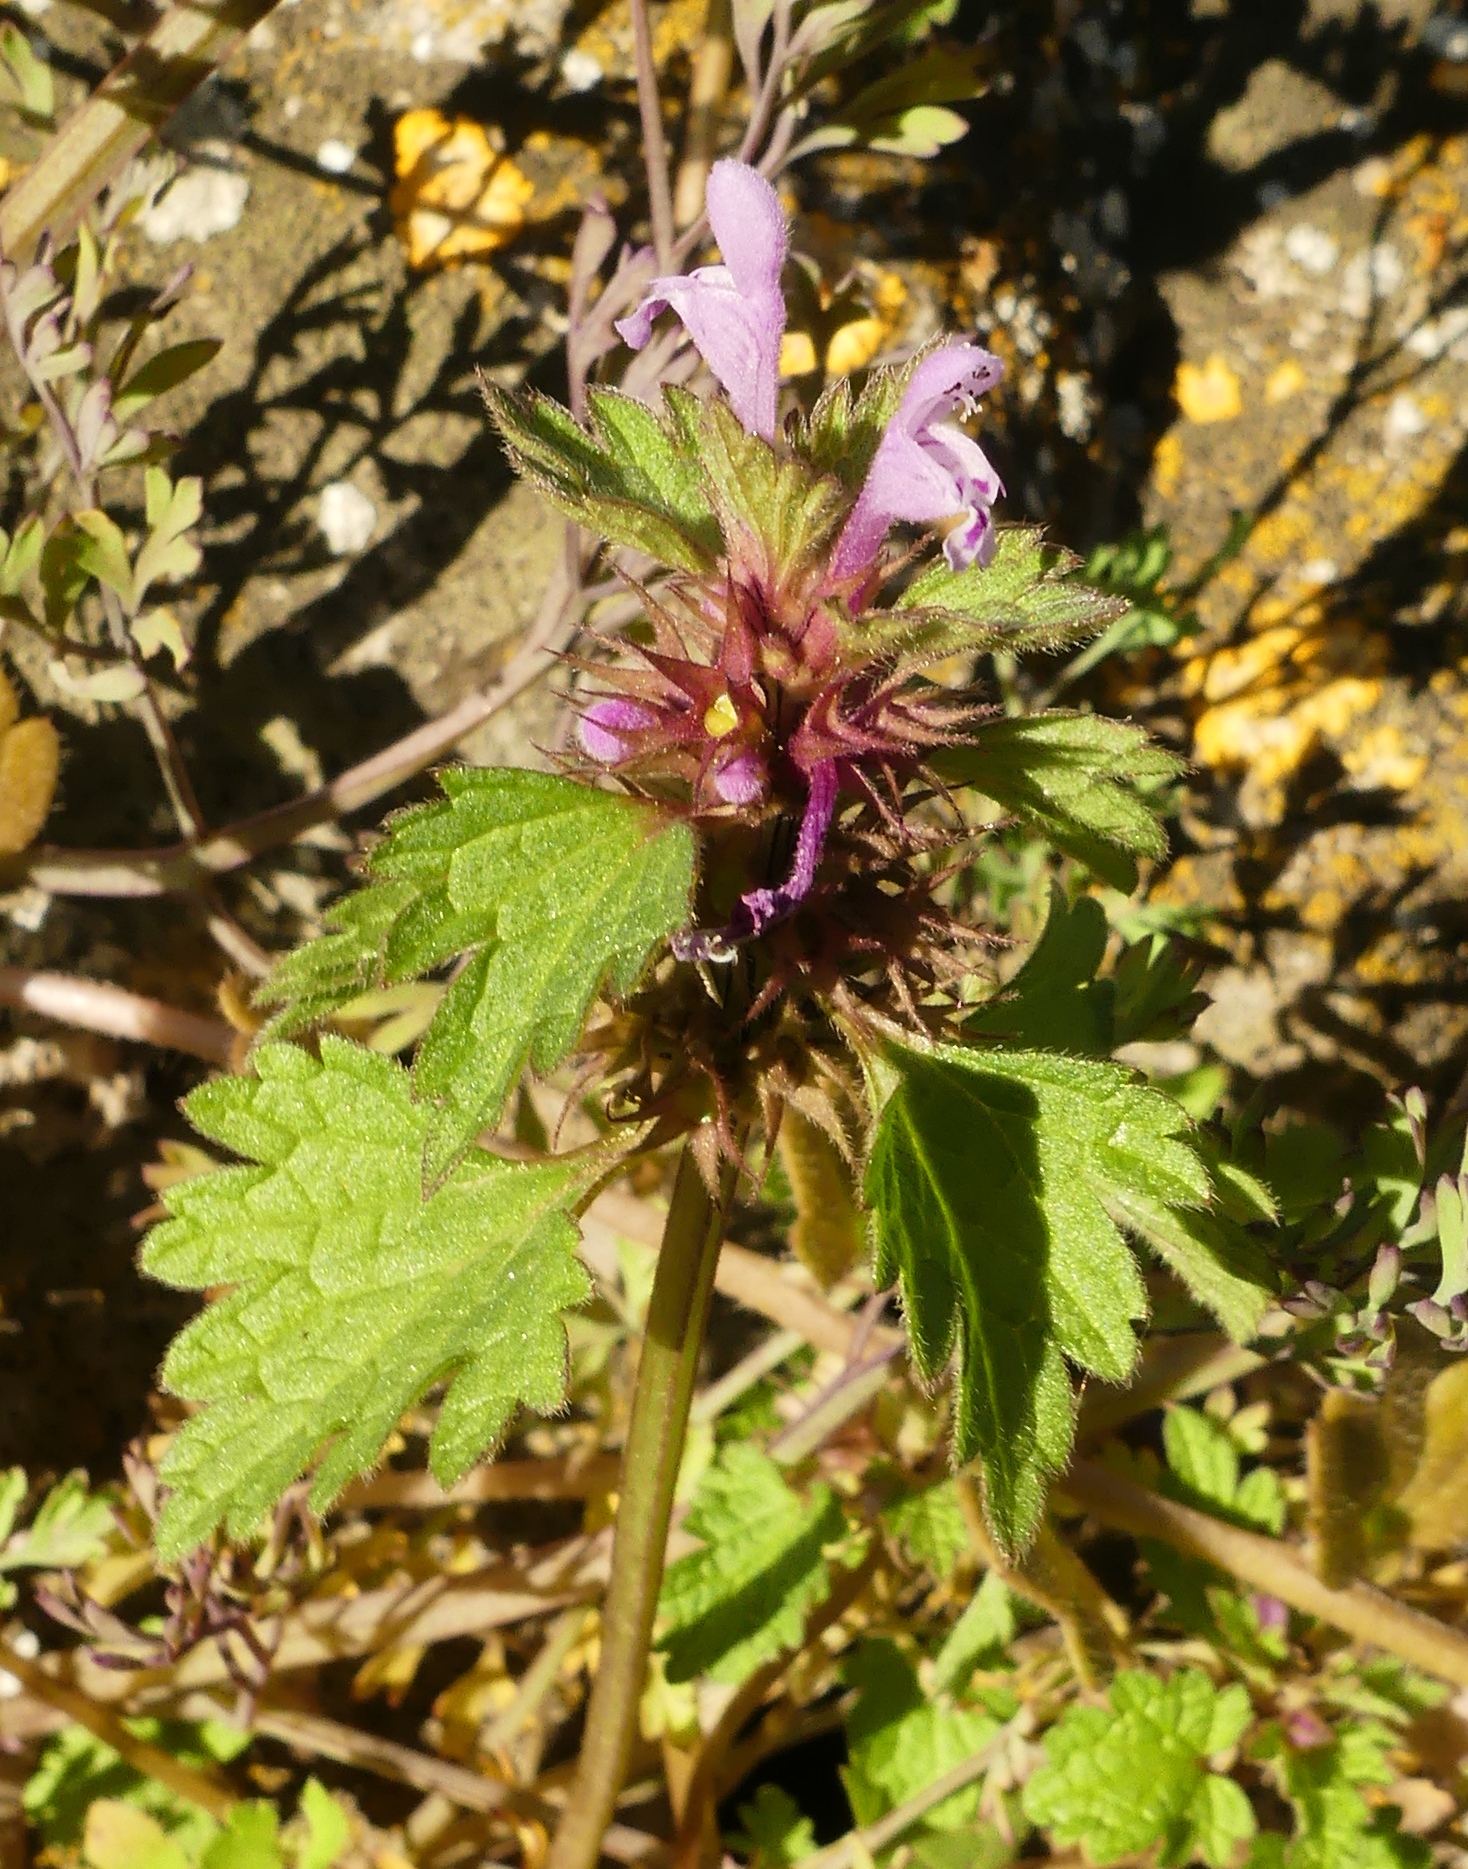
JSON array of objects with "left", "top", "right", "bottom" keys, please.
[
  {"left": 1063, "top": 1458, "right": 1468, "bottom": 1688},
  {"left": 631, "top": 0, "right": 675, "bottom": 267},
  {"left": 546, "top": 1142, "right": 738, "bottom": 1869}
]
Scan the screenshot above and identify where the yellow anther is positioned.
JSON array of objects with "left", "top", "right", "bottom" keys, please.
[{"left": 703, "top": 693, "right": 740, "bottom": 738}]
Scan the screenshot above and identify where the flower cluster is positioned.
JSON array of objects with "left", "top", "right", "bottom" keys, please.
[{"left": 581, "top": 160, "right": 1006, "bottom": 966}]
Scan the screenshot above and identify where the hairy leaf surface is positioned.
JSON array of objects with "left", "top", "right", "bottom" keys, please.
[
  {"left": 482, "top": 384, "right": 721, "bottom": 572},
  {"left": 867, "top": 1042, "right": 1210, "bottom": 1549},
  {"left": 933, "top": 712, "right": 1183, "bottom": 892},
  {"left": 843, "top": 1640, "right": 999, "bottom": 1834},
  {"left": 142, "top": 1040, "right": 591, "bottom": 1555},
  {"left": 657, "top": 1445, "right": 844, "bottom": 1684},
  {"left": 1023, "top": 1669, "right": 1254, "bottom": 1867},
  {"left": 869, "top": 528, "right": 1124, "bottom": 662},
  {"left": 259, "top": 770, "right": 695, "bottom": 1178}
]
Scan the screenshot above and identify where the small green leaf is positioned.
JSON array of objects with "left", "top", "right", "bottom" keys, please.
[
  {"left": 72, "top": 510, "right": 134, "bottom": 601},
  {"left": 867, "top": 1042, "right": 1209, "bottom": 1550},
  {"left": 141, "top": 1039, "right": 593, "bottom": 1554},
  {"left": 933, "top": 712, "right": 1184, "bottom": 893},
  {"left": 0, "top": 22, "right": 53, "bottom": 119},
  {"left": 843, "top": 1640, "right": 999, "bottom": 1834},
  {"left": 0, "top": 1469, "right": 25, "bottom": 1544},
  {"left": 964, "top": 886, "right": 1114, "bottom": 1054},
  {"left": 199, "top": 1805, "right": 281, "bottom": 1869},
  {"left": 803, "top": 361, "right": 910, "bottom": 491},
  {"left": 0, "top": 1470, "right": 113, "bottom": 1572},
  {"left": 1, "top": 515, "right": 44, "bottom": 596},
  {"left": 1024, "top": 1669, "right": 1255, "bottom": 1868},
  {"left": 933, "top": 1572, "right": 1017, "bottom": 1692},
  {"left": 657, "top": 1445, "right": 844, "bottom": 1684},
  {"left": 729, "top": 1785, "right": 817, "bottom": 1867},
  {"left": 883, "top": 1478, "right": 969, "bottom": 1580},
  {"left": 482, "top": 382, "right": 721, "bottom": 573},
  {"left": 294, "top": 1782, "right": 350, "bottom": 1869},
  {"left": 664, "top": 389, "right": 845, "bottom": 599},
  {"left": 112, "top": 341, "right": 222, "bottom": 424}
]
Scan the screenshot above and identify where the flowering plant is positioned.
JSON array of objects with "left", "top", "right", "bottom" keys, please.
[{"left": 124, "top": 152, "right": 1292, "bottom": 1867}]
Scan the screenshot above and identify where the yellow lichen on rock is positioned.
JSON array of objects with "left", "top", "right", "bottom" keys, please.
[
  {"left": 390, "top": 110, "right": 535, "bottom": 270},
  {"left": 1175, "top": 354, "right": 1243, "bottom": 423},
  {"left": 1181, "top": 618, "right": 1390, "bottom": 825}
]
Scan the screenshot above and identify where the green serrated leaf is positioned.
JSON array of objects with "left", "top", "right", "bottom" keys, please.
[
  {"left": 665, "top": 389, "right": 845, "bottom": 599},
  {"left": 883, "top": 1478, "right": 969, "bottom": 1580},
  {"left": 1260, "top": 1720, "right": 1432, "bottom": 1869},
  {"left": 867, "top": 1042, "right": 1210, "bottom": 1550},
  {"left": 875, "top": 528, "right": 1126, "bottom": 663},
  {"left": 482, "top": 383, "right": 721, "bottom": 573},
  {"left": 257, "top": 771, "right": 693, "bottom": 1177},
  {"left": 843, "top": 1640, "right": 999, "bottom": 1834},
  {"left": 140, "top": 1039, "right": 593, "bottom": 1554},
  {"left": 933, "top": 712, "right": 1184, "bottom": 893},
  {"left": 657, "top": 1445, "right": 844, "bottom": 1684},
  {"left": 1024, "top": 1669, "right": 1254, "bottom": 1868},
  {"left": 964, "top": 885, "right": 1114, "bottom": 1054},
  {"left": 256, "top": 880, "right": 421, "bottom": 1038},
  {"left": 932, "top": 1571, "right": 1017, "bottom": 1692},
  {"left": 729, "top": 1785, "right": 817, "bottom": 1867},
  {"left": 803, "top": 361, "right": 909, "bottom": 491}
]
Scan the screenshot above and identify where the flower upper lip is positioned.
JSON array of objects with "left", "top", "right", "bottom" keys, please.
[{"left": 615, "top": 160, "right": 788, "bottom": 441}]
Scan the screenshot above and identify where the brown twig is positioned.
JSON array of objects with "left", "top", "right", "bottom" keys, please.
[
  {"left": 1062, "top": 1458, "right": 1468, "bottom": 1688},
  {"left": 0, "top": 1638, "right": 237, "bottom": 1820},
  {"left": 673, "top": 0, "right": 734, "bottom": 229},
  {"left": 630, "top": 0, "right": 675, "bottom": 267},
  {"left": 0, "top": 965, "right": 236, "bottom": 1064},
  {"left": 341, "top": 1452, "right": 620, "bottom": 1511},
  {"left": 8, "top": 550, "right": 587, "bottom": 900}
]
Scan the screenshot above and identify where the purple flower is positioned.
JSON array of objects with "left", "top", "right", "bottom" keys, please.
[
  {"left": 675, "top": 761, "right": 837, "bottom": 961},
  {"left": 831, "top": 342, "right": 1006, "bottom": 583},
  {"left": 578, "top": 697, "right": 657, "bottom": 762},
  {"left": 615, "top": 160, "right": 787, "bottom": 440}
]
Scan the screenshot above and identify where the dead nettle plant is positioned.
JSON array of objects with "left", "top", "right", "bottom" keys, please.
[
  {"left": 127, "top": 149, "right": 1285, "bottom": 1869},
  {"left": 0, "top": 5, "right": 1326, "bottom": 1867}
]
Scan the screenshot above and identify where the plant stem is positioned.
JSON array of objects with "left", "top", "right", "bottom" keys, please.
[
  {"left": 673, "top": 0, "right": 733, "bottom": 228},
  {"left": 0, "top": 964, "right": 236, "bottom": 1062},
  {"left": 546, "top": 1141, "right": 737, "bottom": 1869},
  {"left": 0, "top": 0, "right": 285, "bottom": 262},
  {"left": 1062, "top": 1458, "right": 1468, "bottom": 1688},
  {"left": 630, "top": 0, "right": 676, "bottom": 268},
  {"left": 0, "top": 1638, "right": 237, "bottom": 1820}
]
